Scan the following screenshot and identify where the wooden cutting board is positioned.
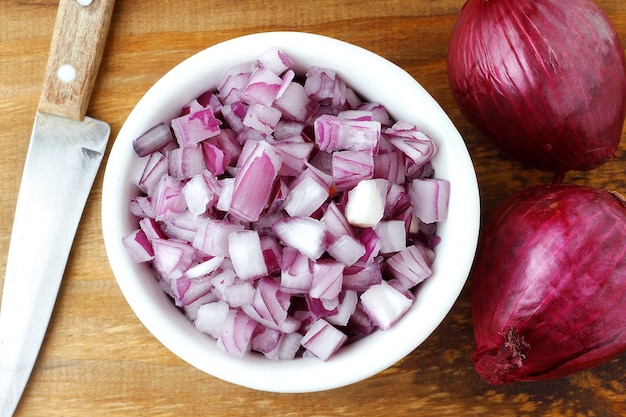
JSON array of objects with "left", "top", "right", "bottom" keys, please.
[{"left": 1, "top": 0, "right": 626, "bottom": 415}]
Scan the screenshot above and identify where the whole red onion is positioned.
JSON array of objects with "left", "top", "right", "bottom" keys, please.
[
  {"left": 471, "top": 184, "right": 626, "bottom": 384},
  {"left": 448, "top": 0, "right": 626, "bottom": 175}
]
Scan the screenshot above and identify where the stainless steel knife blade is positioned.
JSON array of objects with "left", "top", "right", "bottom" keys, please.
[{"left": 0, "top": 0, "right": 115, "bottom": 415}]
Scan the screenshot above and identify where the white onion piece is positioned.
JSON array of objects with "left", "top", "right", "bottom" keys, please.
[
  {"left": 345, "top": 178, "right": 388, "bottom": 227},
  {"left": 123, "top": 48, "right": 450, "bottom": 361}
]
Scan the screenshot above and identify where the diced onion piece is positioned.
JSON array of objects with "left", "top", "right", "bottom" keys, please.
[
  {"left": 345, "top": 179, "right": 388, "bottom": 227},
  {"left": 360, "top": 280, "right": 412, "bottom": 330},
  {"left": 152, "top": 238, "right": 196, "bottom": 280},
  {"left": 192, "top": 219, "right": 245, "bottom": 257},
  {"left": 283, "top": 168, "right": 330, "bottom": 217},
  {"left": 374, "top": 220, "right": 407, "bottom": 254},
  {"left": 138, "top": 217, "right": 166, "bottom": 242},
  {"left": 310, "top": 260, "right": 344, "bottom": 300},
  {"left": 326, "top": 290, "right": 358, "bottom": 326},
  {"left": 216, "top": 178, "right": 234, "bottom": 212},
  {"left": 217, "top": 63, "right": 256, "bottom": 104},
  {"left": 277, "top": 332, "right": 304, "bottom": 360},
  {"left": 217, "top": 309, "right": 257, "bottom": 358},
  {"left": 320, "top": 201, "right": 354, "bottom": 238},
  {"left": 331, "top": 150, "right": 375, "bottom": 191},
  {"left": 182, "top": 171, "right": 218, "bottom": 218},
  {"left": 223, "top": 282, "right": 255, "bottom": 307},
  {"left": 243, "top": 103, "right": 282, "bottom": 135},
  {"left": 357, "top": 227, "right": 381, "bottom": 263},
  {"left": 240, "top": 67, "right": 284, "bottom": 106},
  {"left": 171, "top": 105, "right": 222, "bottom": 147},
  {"left": 280, "top": 247, "right": 313, "bottom": 293},
  {"left": 152, "top": 175, "right": 187, "bottom": 222},
  {"left": 228, "top": 230, "right": 268, "bottom": 281},
  {"left": 314, "top": 114, "right": 380, "bottom": 153},
  {"left": 409, "top": 178, "right": 450, "bottom": 224},
  {"left": 384, "top": 121, "right": 435, "bottom": 168},
  {"left": 195, "top": 300, "right": 230, "bottom": 338},
  {"left": 342, "top": 262, "right": 383, "bottom": 291},
  {"left": 122, "top": 229, "right": 153, "bottom": 263},
  {"left": 386, "top": 244, "right": 434, "bottom": 289},
  {"left": 184, "top": 256, "right": 224, "bottom": 279},
  {"left": 326, "top": 234, "right": 366, "bottom": 266},
  {"left": 229, "top": 140, "right": 282, "bottom": 222},
  {"left": 133, "top": 151, "right": 167, "bottom": 195},
  {"left": 257, "top": 46, "right": 294, "bottom": 75},
  {"left": 167, "top": 144, "right": 206, "bottom": 181},
  {"left": 260, "top": 236, "right": 282, "bottom": 275},
  {"left": 241, "top": 278, "right": 294, "bottom": 332},
  {"left": 301, "top": 318, "right": 348, "bottom": 361},
  {"left": 274, "top": 81, "right": 319, "bottom": 122},
  {"left": 272, "top": 217, "right": 327, "bottom": 260},
  {"left": 132, "top": 123, "right": 174, "bottom": 157}
]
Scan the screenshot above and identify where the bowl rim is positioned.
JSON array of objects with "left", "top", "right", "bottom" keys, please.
[{"left": 101, "top": 30, "right": 480, "bottom": 393}]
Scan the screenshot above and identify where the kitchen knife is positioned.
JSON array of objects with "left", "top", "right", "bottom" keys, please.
[{"left": 0, "top": 0, "right": 115, "bottom": 415}]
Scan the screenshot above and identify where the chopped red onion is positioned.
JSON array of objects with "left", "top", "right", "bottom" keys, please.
[
  {"left": 124, "top": 48, "right": 450, "bottom": 361},
  {"left": 342, "top": 261, "right": 383, "bottom": 291},
  {"left": 192, "top": 218, "right": 244, "bottom": 257},
  {"left": 301, "top": 318, "right": 348, "bottom": 361},
  {"left": 216, "top": 309, "right": 257, "bottom": 358},
  {"left": 386, "top": 244, "right": 434, "bottom": 290},
  {"left": 182, "top": 171, "right": 219, "bottom": 218},
  {"left": 310, "top": 260, "right": 344, "bottom": 300},
  {"left": 384, "top": 122, "right": 436, "bottom": 168},
  {"left": 240, "top": 67, "right": 284, "bottom": 106},
  {"left": 360, "top": 280, "right": 412, "bottom": 330},
  {"left": 257, "top": 46, "right": 294, "bottom": 75},
  {"left": 132, "top": 123, "right": 175, "bottom": 157},
  {"left": 283, "top": 168, "right": 330, "bottom": 217},
  {"left": 172, "top": 105, "right": 222, "bottom": 147},
  {"left": 314, "top": 114, "right": 380, "bottom": 153},
  {"left": 280, "top": 247, "right": 313, "bottom": 294},
  {"left": 374, "top": 220, "right": 407, "bottom": 254},
  {"left": 331, "top": 150, "right": 375, "bottom": 191},
  {"left": 229, "top": 140, "right": 282, "bottom": 222},
  {"left": 122, "top": 229, "right": 153, "bottom": 263},
  {"left": 409, "top": 178, "right": 450, "bottom": 224},
  {"left": 326, "top": 234, "right": 366, "bottom": 266},
  {"left": 228, "top": 230, "right": 268, "bottom": 281},
  {"left": 152, "top": 175, "right": 187, "bottom": 221},
  {"left": 133, "top": 151, "right": 167, "bottom": 195},
  {"left": 272, "top": 216, "right": 327, "bottom": 260},
  {"left": 320, "top": 201, "right": 353, "bottom": 238}
]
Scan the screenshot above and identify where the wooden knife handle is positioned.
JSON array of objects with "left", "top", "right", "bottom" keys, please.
[{"left": 38, "top": 0, "right": 115, "bottom": 121}]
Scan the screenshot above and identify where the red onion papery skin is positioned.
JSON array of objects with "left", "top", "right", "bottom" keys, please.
[
  {"left": 448, "top": 0, "right": 626, "bottom": 175},
  {"left": 471, "top": 184, "right": 626, "bottom": 385}
]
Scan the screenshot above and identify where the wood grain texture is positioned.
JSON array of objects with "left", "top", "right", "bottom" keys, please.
[
  {"left": 38, "top": 0, "right": 115, "bottom": 120},
  {"left": 1, "top": 0, "right": 626, "bottom": 415}
]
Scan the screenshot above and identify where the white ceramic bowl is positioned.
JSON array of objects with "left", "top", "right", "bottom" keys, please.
[{"left": 102, "top": 31, "right": 480, "bottom": 393}]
